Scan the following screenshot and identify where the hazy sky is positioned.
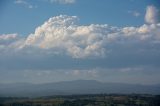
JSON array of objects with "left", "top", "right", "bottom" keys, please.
[{"left": 0, "top": 0, "right": 160, "bottom": 84}]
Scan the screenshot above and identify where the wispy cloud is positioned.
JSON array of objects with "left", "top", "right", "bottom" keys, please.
[
  {"left": 14, "top": 0, "right": 37, "bottom": 9},
  {"left": 0, "top": 33, "right": 17, "bottom": 40},
  {"left": 128, "top": 10, "right": 141, "bottom": 17},
  {"left": 50, "top": 0, "right": 75, "bottom": 4}
]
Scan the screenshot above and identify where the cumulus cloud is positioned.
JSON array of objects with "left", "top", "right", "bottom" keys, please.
[
  {"left": 1, "top": 5, "right": 160, "bottom": 84},
  {"left": 50, "top": 0, "right": 75, "bottom": 4},
  {"left": 145, "top": 5, "right": 159, "bottom": 24},
  {"left": 1, "top": 14, "right": 160, "bottom": 58},
  {"left": 20, "top": 14, "right": 160, "bottom": 58},
  {"left": 0, "top": 33, "right": 18, "bottom": 47},
  {"left": 1, "top": 5, "right": 160, "bottom": 58},
  {"left": 24, "top": 15, "right": 106, "bottom": 58},
  {"left": 0, "top": 33, "right": 25, "bottom": 54}
]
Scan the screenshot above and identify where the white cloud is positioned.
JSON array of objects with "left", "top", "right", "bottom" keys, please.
[
  {"left": 23, "top": 14, "right": 160, "bottom": 58},
  {"left": 1, "top": 7, "right": 160, "bottom": 58},
  {"left": 14, "top": 0, "right": 37, "bottom": 9},
  {"left": 1, "top": 5, "right": 160, "bottom": 84},
  {"left": 24, "top": 15, "right": 106, "bottom": 58},
  {"left": 0, "top": 6, "right": 160, "bottom": 58},
  {"left": 14, "top": 0, "right": 26, "bottom": 4},
  {"left": 50, "top": 0, "right": 75, "bottom": 4},
  {"left": 0, "top": 33, "right": 18, "bottom": 47},
  {"left": 0, "top": 33, "right": 17, "bottom": 40},
  {"left": 133, "top": 12, "right": 140, "bottom": 17},
  {"left": 64, "top": 69, "right": 99, "bottom": 79},
  {"left": 128, "top": 10, "right": 141, "bottom": 17},
  {"left": 145, "top": 5, "right": 159, "bottom": 24},
  {"left": 0, "top": 33, "right": 25, "bottom": 54}
]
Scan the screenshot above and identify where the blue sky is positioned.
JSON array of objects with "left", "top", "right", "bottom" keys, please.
[
  {"left": 1, "top": 0, "right": 159, "bottom": 35},
  {"left": 0, "top": 0, "right": 160, "bottom": 84}
]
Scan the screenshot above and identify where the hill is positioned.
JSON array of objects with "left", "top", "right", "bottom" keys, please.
[{"left": 0, "top": 80, "right": 160, "bottom": 97}]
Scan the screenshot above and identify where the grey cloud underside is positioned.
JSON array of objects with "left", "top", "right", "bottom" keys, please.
[{"left": 1, "top": 40, "right": 160, "bottom": 68}]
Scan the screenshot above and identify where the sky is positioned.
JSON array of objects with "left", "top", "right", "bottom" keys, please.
[{"left": 0, "top": 0, "right": 160, "bottom": 85}]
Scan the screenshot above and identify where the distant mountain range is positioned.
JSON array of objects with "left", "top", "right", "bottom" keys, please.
[{"left": 0, "top": 80, "right": 160, "bottom": 97}]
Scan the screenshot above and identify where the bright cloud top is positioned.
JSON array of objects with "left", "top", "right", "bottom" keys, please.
[
  {"left": 145, "top": 5, "right": 160, "bottom": 24},
  {"left": 0, "top": 5, "right": 160, "bottom": 58},
  {"left": 24, "top": 15, "right": 160, "bottom": 58},
  {"left": 25, "top": 15, "right": 107, "bottom": 58}
]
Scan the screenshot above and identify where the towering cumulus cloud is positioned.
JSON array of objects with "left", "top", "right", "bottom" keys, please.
[
  {"left": 0, "top": 5, "right": 160, "bottom": 59},
  {"left": 25, "top": 15, "right": 107, "bottom": 58},
  {"left": 23, "top": 14, "right": 160, "bottom": 58},
  {"left": 145, "top": 5, "right": 159, "bottom": 24},
  {"left": 0, "top": 5, "right": 160, "bottom": 84}
]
